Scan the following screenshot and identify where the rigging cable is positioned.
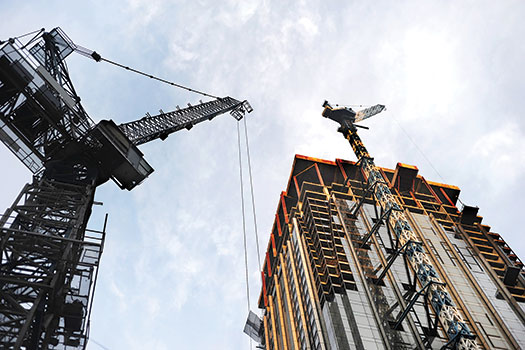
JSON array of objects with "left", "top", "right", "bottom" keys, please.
[
  {"left": 243, "top": 117, "right": 262, "bottom": 271},
  {"left": 94, "top": 55, "right": 219, "bottom": 99},
  {"left": 0, "top": 28, "right": 44, "bottom": 45},
  {"left": 90, "top": 339, "right": 111, "bottom": 350},
  {"left": 20, "top": 28, "right": 46, "bottom": 49},
  {"left": 3, "top": 31, "right": 219, "bottom": 99}
]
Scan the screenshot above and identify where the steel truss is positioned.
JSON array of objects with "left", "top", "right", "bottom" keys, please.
[
  {"left": 346, "top": 129, "right": 479, "bottom": 350},
  {"left": 344, "top": 164, "right": 441, "bottom": 348},
  {"left": 119, "top": 98, "right": 251, "bottom": 145},
  {"left": 0, "top": 178, "right": 105, "bottom": 349},
  {"left": 0, "top": 29, "right": 94, "bottom": 174},
  {"left": 322, "top": 102, "right": 480, "bottom": 350}
]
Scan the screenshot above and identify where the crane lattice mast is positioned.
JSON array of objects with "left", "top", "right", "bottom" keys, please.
[
  {"left": 0, "top": 27, "right": 251, "bottom": 349},
  {"left": 322, "top": 101, "right": 479, "bottom": 350}
]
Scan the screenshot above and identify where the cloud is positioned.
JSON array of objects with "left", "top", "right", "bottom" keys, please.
[
  {"left": 109, "top": 280, "right": 127, "bottom": 312},
  {"left": 1, "top": 2, "right": 524, "bottom": 350},
  {"left": 472, "top": 121, "right": 525, "bottom": 188}
]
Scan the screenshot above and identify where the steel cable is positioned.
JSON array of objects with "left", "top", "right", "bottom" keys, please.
[
  {"left": 98, "top": 57, "right": 220, "bottom": 99},
  {"left": 0, "top": 28, "right": 44, "bottom": 45},
  {"left": 237, "top": 121, "right": 251, "bottom": 311},
  {"left": 243, "top": 117, "right": 262, "bottom": 272}
]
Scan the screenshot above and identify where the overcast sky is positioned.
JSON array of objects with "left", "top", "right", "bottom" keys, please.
[{"left": 1, "top": 1, "right": 524, "bottom": 349}]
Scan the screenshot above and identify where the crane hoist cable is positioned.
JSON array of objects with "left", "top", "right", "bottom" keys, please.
[
  {"left": 237, "top": 119, "right": 260, "bottom": 350},
  {"left": 237, "top": 120, "right": 251, "bottom": 311},
  {"left": 237, "top": 117, "right": 261, "bottom": 312},
  {"left": 243, "top": 116, "right": 262, "bottom": 272}
]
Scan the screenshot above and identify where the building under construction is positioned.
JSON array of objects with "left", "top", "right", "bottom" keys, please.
[
  {"left": 2, "top": 27, "right": 524, "bottom": 350},
  {"left": 252, "top": 104, "right": 525, "bottom": 349}
]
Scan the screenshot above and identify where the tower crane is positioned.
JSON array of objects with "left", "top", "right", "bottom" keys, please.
[
  {"left": 322, "top": 102, "right": 479, "bottom": 350},
  {"left": 0, "top": 27, "right": 252, "bottom": 349}
]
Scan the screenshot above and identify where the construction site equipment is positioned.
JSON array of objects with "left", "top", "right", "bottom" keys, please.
[
  {"left": 0, "top": 27, "right": 252, "bottom": 349},
  {"left": 322, "top": 101, "right": 479, "bottom": 350}
]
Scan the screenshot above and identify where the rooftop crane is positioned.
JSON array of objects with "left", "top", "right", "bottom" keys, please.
[
  {"left": 322, "top": 102, "right": 479, "bottom": 350},
  {"left": 0, "top": 27, "right": 252, "bottom": 349}
]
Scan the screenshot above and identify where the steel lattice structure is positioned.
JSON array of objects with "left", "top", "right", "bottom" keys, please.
[
  {"left": 0, "top": 179, "right": 103, "bottom": 349},
  {"left": 119, "top": 97, "right": 250, "bottom": 145},
  {"left": 322, "top": 102, "right": 479, "bottom": 349},
  {"left": 0, "top": 27, "right": 251, "bottom": 349}
]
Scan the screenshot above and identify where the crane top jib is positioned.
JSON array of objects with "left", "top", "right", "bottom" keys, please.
[{"left": 322, "top": 101, "right": 386, "bottom": 133}]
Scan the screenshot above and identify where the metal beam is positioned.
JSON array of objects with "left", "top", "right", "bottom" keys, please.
[{"left": 119, "top": 98, "right": 251, "bottom": 145}]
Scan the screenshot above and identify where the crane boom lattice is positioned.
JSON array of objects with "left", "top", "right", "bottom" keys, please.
[
  {"left": 0, "top": 27, "right": 251, "bottom": 349},
  {"left": 119, "top": 97, "right": 248, "bottom": 145}
]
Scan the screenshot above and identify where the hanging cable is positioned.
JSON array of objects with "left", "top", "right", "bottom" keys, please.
[
  {"left": 20, "top": 28, "right": 45, "bottom": 49},
  {"left": 242, "top": 117, "right": 262, "bottom": 272},
  {"left": 14, "top": 28, "right": 45, "bottom": 40},
  {"left": 237, "top": 121, "right": 251, "bottom": 311}
]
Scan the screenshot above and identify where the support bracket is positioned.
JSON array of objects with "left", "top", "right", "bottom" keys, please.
[
  {"left": 392, "top": 280, "right": 442, "bottom": 331},
  {"left": 360, "top": 206, "right": 394, "bottom": 249},
  {"left": 440, "top": 324, "right": 476, "bottom": 350},
  {"left": 348, "top": 156, "right": 388, "bottom": 218},
  {"left": 372, "top": 240, "right": 421, "bottom": 285}
]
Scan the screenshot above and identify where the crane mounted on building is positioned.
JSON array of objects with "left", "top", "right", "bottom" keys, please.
[
  {"left": 0, "top": 27, "right": 252, "bottom": 349},
  {"left": 322, "top": 102, "right": 479, "bottom": 350}
]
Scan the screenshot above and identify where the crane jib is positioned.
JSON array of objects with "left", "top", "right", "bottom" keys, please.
[
  {"left": 118, "top": 97, "right": 249, "bottom": 146},
  {"left": 0, "top": 26, "right": 254, "bottom": 349}
]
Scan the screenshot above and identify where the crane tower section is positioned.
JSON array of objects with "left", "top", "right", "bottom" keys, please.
[
  {"left": 0, "top": 28, "right": 93, "bottom": 174},
  {"left": 0, "top": 27, "right": 252, "bottom": 349},
  {"left": 322, "top": 102, "right": 479, "bottom": 349}
]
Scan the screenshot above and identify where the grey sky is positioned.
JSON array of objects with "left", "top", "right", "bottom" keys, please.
[{"left": 1, "top": 1, "right": 524, "bottom": 349}]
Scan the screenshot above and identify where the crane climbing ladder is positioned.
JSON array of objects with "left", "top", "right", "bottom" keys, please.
[
  {"left": 322, "top": 102, "right": 480, "bottom": 350},
  {"left": 0, "top": 27, "right": 252, "bottom": 349}
]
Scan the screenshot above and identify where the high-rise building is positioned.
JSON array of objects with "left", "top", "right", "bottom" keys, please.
[{"left": 253, "top": 154, "right": 525, "bottom": 350}]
